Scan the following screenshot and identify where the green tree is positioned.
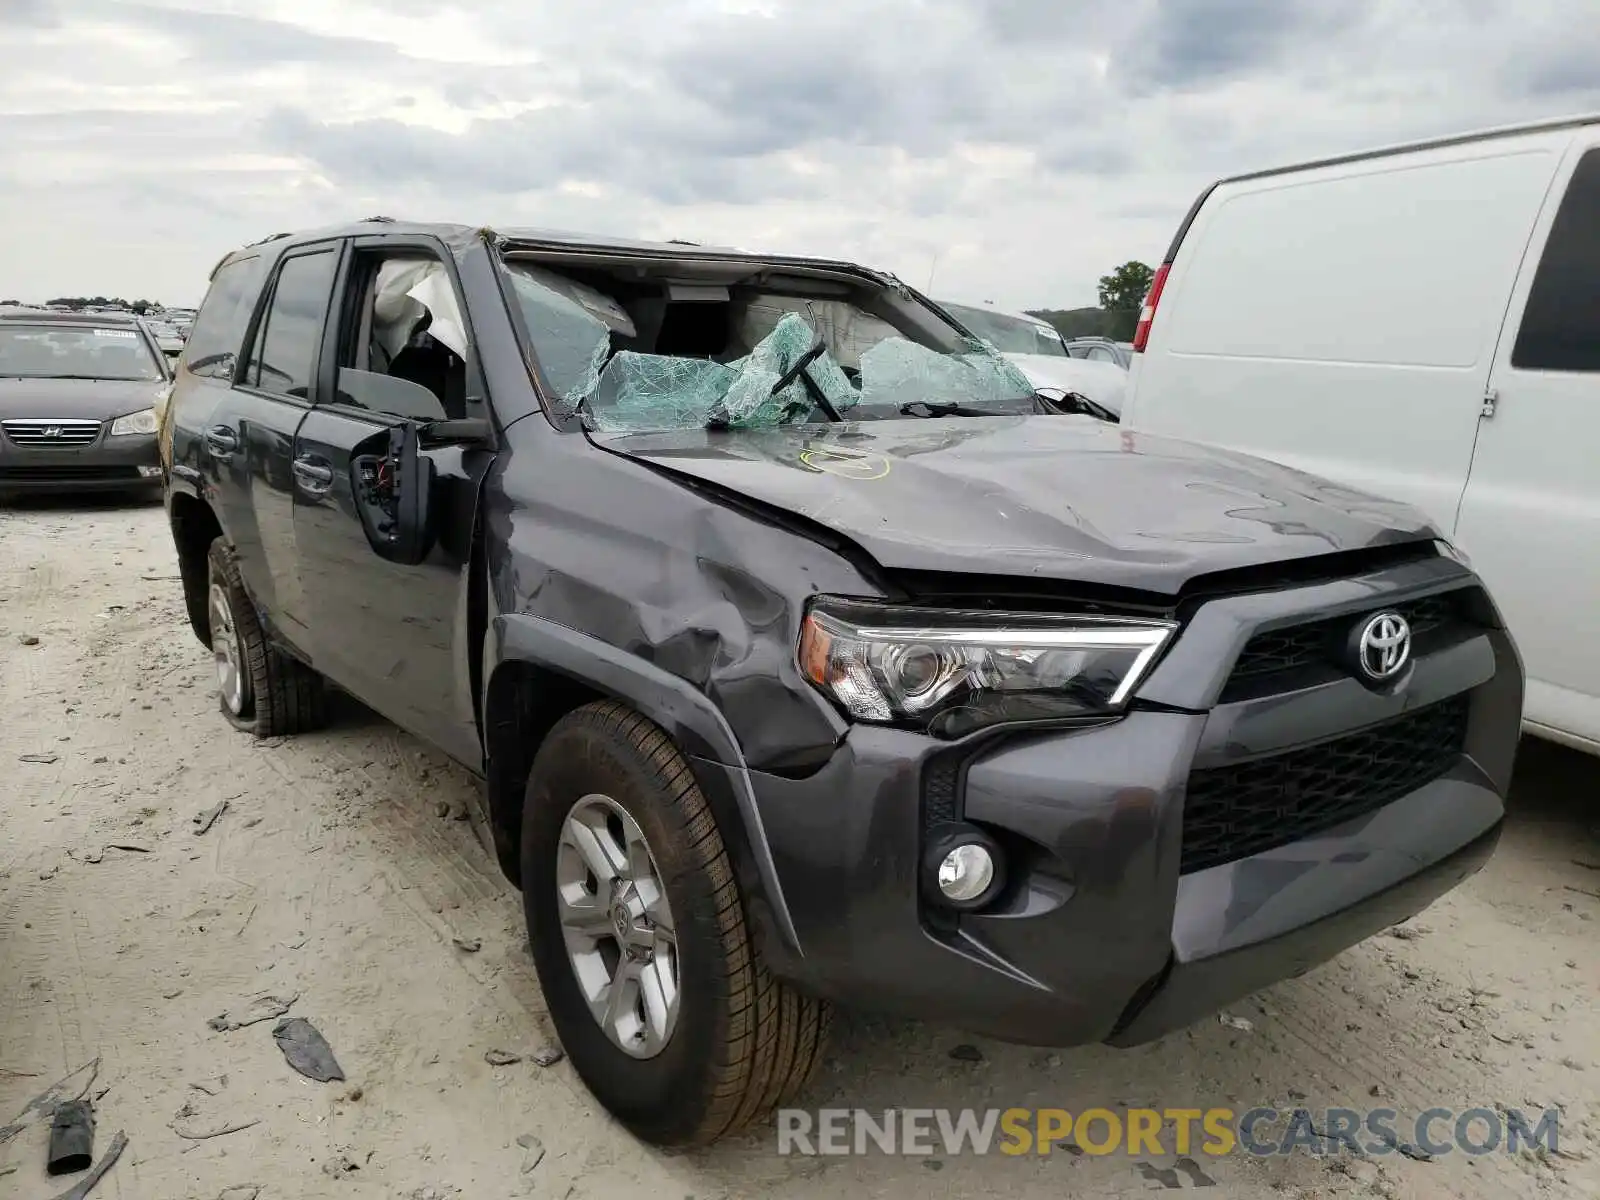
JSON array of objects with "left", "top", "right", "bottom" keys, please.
[{"left": 1096, "top": 261, "right": 1155, "bottom": 341}]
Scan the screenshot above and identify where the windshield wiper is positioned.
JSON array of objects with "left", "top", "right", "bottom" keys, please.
[
  {"left": 770, "top": 336, "right": 844, "bottom": 422},
  {"left": 899, "top": 400, "right": 994, "bottom": 418}
]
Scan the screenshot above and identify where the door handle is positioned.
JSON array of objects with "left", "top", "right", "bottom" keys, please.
[
  {"left": 204, "top": 425, "right": 238, "bottom": 456},
  {"left": 291, "top": 455, "right": 335, "bottom": 495}
]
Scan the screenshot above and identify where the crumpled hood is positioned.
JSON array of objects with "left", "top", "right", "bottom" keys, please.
[
  {"left": 591, "top": 416, "right": 1438, "bottom": 594},
  {"left": 0, "top": 377, "right": 165, "bottom": 422},
  {"left": 1003, "top": 353, "right": 1127, "bottom": 415}
]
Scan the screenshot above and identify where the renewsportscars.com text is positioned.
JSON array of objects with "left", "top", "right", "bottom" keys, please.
[{"left": 776, "top": 1106, "right": 1560, "bottom": 1159}]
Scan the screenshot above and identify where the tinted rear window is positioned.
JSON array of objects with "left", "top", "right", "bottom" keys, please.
[
  {"left": 243, "top": 250, "right": 338, "bottom": 399},
  {"left": 184, "top": 254, "right": 263, "bottom": 380},
  {"left": 1512, "top": 147, "right": 1600, "bottom": 372}
]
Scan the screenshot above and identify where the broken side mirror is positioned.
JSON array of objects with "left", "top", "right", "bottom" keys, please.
[{"left": 352, "top": 422, "right": 437, "bottom": 565}]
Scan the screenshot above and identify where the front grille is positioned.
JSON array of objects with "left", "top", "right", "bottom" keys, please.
[
  {"left": 1221, "top": 592, "right": 1472, "bottom": 701},
  {"left": 2, "top": 418, "right": 102, "bottom": 447},
  {"left": 1181, "top": 695, "right": 1470, "bottom": 874},
  {"left": 0, "top": 464, "right": 141, "bottom": 482}
]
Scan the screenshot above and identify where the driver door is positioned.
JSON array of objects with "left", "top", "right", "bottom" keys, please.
[{"left": 289, "top": 235, "right": 496, "bottom": 768}]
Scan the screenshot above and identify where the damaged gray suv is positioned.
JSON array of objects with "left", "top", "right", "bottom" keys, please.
[{"left": 162, "top": 220, "right": 1522, "bottom": 1147}]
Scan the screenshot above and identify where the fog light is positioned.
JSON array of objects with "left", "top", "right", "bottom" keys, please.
[
  {"left": 923, "top": 824, "right": 1006, "bottom": 911},
  {"left": 938, "top": 844, "right": 995, "bottom": 902}
]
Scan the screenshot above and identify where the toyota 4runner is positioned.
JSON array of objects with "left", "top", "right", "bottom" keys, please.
[{"left": 162, "top": 220, "right": 1522, "bottom": 1147}]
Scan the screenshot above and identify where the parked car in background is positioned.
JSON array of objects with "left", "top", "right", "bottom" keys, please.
[
  {"left": 0, "top": 307, "right": 168, "bottom": 497},
  {"left": 1065, "top": 336, "right": 1133, "bottom": 369},
  {"left": 939, "top": 299, "right": 1127, "bottom": 417},
  {"left": 164, "top": 219, "right": 1520, "bottom": 1147},
  {"left": 145, "top": 319, "right": 185, "bottom": 358},
  {"left": 1123, "top": 112, "right": 1600, "bottom": 756}
]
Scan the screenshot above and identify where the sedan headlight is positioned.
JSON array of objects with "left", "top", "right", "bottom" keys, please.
[
  {"left": 799, "top": 597, "right": 1176, "bottom": 737},
  {"left": 110, "top": 408, "right": 158, "bottom": 436}
]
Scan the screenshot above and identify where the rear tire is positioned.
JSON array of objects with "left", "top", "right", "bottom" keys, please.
[
  {"left": 205, "top": 537, "right": 326, "bottom": 737},
  {"left": 522, "top": 700, "right": 828, "bottom": 1147}
]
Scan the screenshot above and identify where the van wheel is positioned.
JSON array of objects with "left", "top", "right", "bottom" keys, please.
[
  {"left": 522, "top": 700, "right": 828, "bottom": 1147},
  {"left": 205, "top": 538, "right": 326, "bottom": 736}
]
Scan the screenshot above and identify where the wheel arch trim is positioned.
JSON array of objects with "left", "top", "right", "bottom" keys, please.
[{"left": 486, "top": 611, "right": 802, "bottom": 958}]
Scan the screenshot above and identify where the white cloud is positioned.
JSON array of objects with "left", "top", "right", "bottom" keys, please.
[{"left": 0, "top": 0, "right": 1596, "bottom": 308}]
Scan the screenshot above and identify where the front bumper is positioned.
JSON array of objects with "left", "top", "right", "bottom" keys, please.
[
  {"left": 0, "top": 433, "right": 160, "bottom": 493},
  {"left": 724, "top": 553, "right": 1522, "bottom": 1046}
]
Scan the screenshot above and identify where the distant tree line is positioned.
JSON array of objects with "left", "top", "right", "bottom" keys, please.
[
  {"left": 1028, "top": 260, "right": 1155, "bottom": 343},
  {"left": 42, "top": 296, "right": 163, "bottom": 314}
]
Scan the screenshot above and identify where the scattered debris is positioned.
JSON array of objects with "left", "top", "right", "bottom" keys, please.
[
  {"left": 1574, "top": 859, "right": 1600, "bottom": 872},
  {"left": 947, "top": 1044, "right": 983, "bottom": 1062},
  {"left": 192, "top": 801, "right": 229, "bottom": 836},
  {"left": 1385, "top": 924, "right": 1427, "bottom": 941},
  {"left": 434, "top": 801, "right": 451, "bottom": 819},
  {"left": 208, "top": 993, "right": 297, "bottom": 1032},
  {"left": 322, "top": 1153, "right": 361, "bottom": 1178},
  {"left": 0, "top": 1067, "right": 41, "bottom": 1079},
  {"left": 18, "top": 634, "right": 40, "bottom": 646},
  {"left": 21, "top": 753, "right": 59, "bottom": 764},
  {"left": 531, "top": 1046, "right": 565, "bottom": 1069},
  {"left": 451, "top": 935, "right": 482, "bottom": 953},
  {"left": 170, "top": 1099, "right": 260, "bottom": 1141},
  {"left": 518, "top": 1133, "right": 546, "bottom": 1173},
  {"left": 1563, "top": 885, "right": 1600, "bottom": 901},
  {"left": 0, "top": 1057, "right": 100, "bottom": 1147},
  {"left": 71, "top": 843, "right": 152, "bottom": 865},
  {"left": 1559, "top": 1056, "right": 1586, "bottom": 1071},
  {"left": 46, "top": 1129, "right": 126, "bottom": 1200},
  {"left": 48, "top": 1100, "right": 96, "bottom": 1175},
  {"left": 1137, "top": 1157, "right": 1217, "bottom": 1188},
  {"left": 188, "top": 1077, "right": 229, "bottom": 1097},
  {"left": 273, "top": 1018, "right": 345, "bottom": 1082},
  {"left": 38, "top": 866, "right": 59, "bottom": 880},
  {"left": 485, "top": 1049, "right": 522, "bottom": 1067},
  {"left": 1219, "top": 1013, "right": 1255, "bottom": 1033},
  {"left": 217, "top": 1188, "right": 262, "bottom": 1200},
  {"left": 921, "top": 1158, "right": 944, "bottom": 1172}
]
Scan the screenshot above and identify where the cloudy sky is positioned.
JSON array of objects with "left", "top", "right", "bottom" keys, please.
[{"left": 2, "top": 0, "right": 1596, "bottom": 309}]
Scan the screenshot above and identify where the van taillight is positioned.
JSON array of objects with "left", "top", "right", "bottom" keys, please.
[{"left": 1132, "top": 262, "right": 1170, "bottom": 353}]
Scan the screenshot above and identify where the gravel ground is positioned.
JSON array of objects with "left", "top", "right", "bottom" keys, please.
[{"left": 0, "top": 496, "right": 1596, "bottom": 1199}]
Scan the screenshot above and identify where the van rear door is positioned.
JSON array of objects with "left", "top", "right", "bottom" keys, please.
[
  {"left": 1455, "top": 138, "right": 1600, "bottom": 753},
  {"left": 1124, "top": 135, "right": 1568, "bottom": 532}
]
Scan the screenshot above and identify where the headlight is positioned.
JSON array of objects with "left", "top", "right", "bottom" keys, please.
[
  {"left": 798, "top": 597, "right": 1176, "bottom": 737},
  {"left": 110, "top": 408, "right": 158, "bottom": 436}
]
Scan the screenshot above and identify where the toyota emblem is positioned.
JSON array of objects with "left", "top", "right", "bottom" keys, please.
[{"left": 1356, "top": 611, "right": 1411, "bottom": 682}]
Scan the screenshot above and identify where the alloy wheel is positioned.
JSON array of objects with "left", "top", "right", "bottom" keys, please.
[{"left": 555, "top": 793, "right": 680, "bottom": 1058}]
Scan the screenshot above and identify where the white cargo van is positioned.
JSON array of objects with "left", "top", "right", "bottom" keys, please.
[{"left": 1123, "top": 114, "right": 1600, "bottom": 755}]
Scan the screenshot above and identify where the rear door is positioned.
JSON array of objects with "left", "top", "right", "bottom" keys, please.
[
  {"left": 289, "top": 234, "right": 496, "bottom": 768},
  {"left": 205, "top": 242, "right": 343, "bottom": 651},
  {"left": 1455, "top": 137, "right": 1600, "bottom": 750}
]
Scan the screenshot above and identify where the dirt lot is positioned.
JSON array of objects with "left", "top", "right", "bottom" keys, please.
[{"left": 0, "top": 497, "right": 1595, "bottom": 1199}]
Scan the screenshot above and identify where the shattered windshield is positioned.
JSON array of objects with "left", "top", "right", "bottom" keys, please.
[
  {"left": 938, "top": 302, "right": 1068, "bottom": 357},
  {"left": 501, "top": 259, "right": 1038, "bottom": 433}
]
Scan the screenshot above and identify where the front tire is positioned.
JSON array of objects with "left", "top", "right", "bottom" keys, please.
[
  {"left": 205, "top": 537, "right": 326, "bottom": 737},
  {"left": 522, "top": 701, "right": 828, "bottom": 1147}
]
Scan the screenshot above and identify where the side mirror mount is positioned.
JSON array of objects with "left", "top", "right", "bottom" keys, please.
[{"left": 353, "top": 422, "right": 437, "bottom": 565}]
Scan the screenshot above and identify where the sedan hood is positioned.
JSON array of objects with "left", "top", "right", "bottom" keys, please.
[
  {"left": 592, "top": 416, "right": 1438, "bottom": 594},
  {"left": 0, "top": 376, "right": 165, "bottom": 422},
  {"left": 1002, "top": 353, "right": 1126, "bottom": 416}
]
